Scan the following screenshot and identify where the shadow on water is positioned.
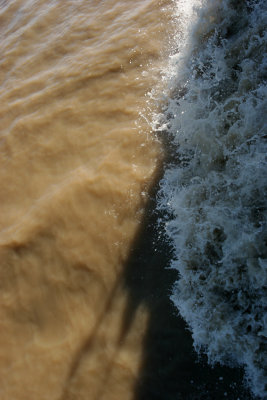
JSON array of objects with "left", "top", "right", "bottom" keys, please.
[
  {"left": 60, "top": 141, "right": 256, "bottom": 400},
  {"left": 120, "top": 146, "right": 256, "bottom": 400}
]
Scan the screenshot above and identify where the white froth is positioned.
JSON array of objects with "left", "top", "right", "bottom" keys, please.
[{"left": 157, "top": 0, "right": 267, "bottom": 398}]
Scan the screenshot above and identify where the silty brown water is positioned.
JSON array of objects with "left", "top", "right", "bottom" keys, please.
[{"left": 0, "top": 1, "right": 173, "bottom": 399}]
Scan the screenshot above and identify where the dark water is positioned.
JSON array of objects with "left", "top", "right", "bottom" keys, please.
[{"left": 123, "top": 170, "right": 255, "bottom": 400}]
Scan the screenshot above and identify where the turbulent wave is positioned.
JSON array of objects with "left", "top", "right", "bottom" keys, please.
[{"left": 156, "top": 0, "right": 267, "bottom": 397}]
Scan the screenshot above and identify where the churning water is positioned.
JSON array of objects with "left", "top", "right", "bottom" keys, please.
[{"left": 156, "top": 0, "right": 267, "bottom": 398}]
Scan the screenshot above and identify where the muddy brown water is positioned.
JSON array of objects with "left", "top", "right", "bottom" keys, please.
[{"left": 0, "top": 1, "right": 173, "bottom": 399}]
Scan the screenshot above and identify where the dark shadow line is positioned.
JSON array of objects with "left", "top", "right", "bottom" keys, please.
[{"left": 119, "top": 135, "right": 255, "bottom": 400}]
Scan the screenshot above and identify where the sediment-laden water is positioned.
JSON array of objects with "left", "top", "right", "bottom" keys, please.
[{"left": 0, "top": 1, "right": 171, "bottom": 399}]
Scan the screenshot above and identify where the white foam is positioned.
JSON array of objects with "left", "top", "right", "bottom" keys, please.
[{"left": 156, "top": 0, "right": 267, "bottom": 397}]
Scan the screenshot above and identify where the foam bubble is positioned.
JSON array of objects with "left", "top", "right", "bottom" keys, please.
[{"left": 157, "top": 0, "right": 267, "bottom": 397}]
